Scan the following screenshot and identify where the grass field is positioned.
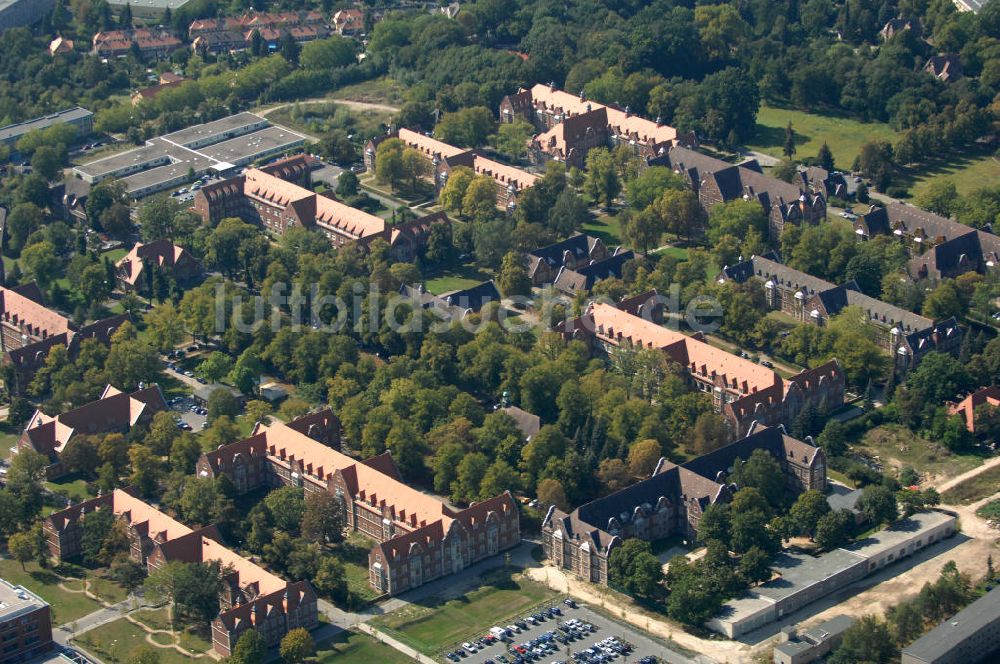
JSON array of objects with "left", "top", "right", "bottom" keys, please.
[
  {"left": 942, "top": 465, "right": 1000, "bottom": 505},
  {"left": 977, "top": 498, "right": 1000, "bottom": 520},
  {"left": 424, "top": 262, "right": 494, "bottom": 295},
  {"left": 317, "top": 631, "right": 411, "bottom": 664},
  {"left": 370, "top": 569, "right": 558, "bottom": 655},
  {"left": 900, "top": 148, "right": 1000, "bottom": 199},
  {"left": 87, "top": 574, "right": 129, "bottom": 604},
  {"left": 331, "top": 77, "right": 406, "bottom": 107},
  {"left": 336, "top": 534, "right": 382, "bottom": 604},
  {"left": 268, "top": 102, "right": 394, "bottom": 145},
  {"left": 749, "top": 104, "right": 898, "bottom": 169},
  {"left": 0, "top": 560, "right": 101, "bottom": 625},
  {"left": 651, "top": 246, "right": 689, "bottom": 261},
  {"left": 583, "top": 212, "right": 624, "bottom": 246},
  {"left": 858, "top": 425, "right": 983, "bottom": 481},
  {"left": 44, "top": 474, "right": 94, "bottom": 502},
  {"left": 73, "top": 618, "right": 200, "bottom": 664},
  {"left": 134, "top": 607, "right": 172, "bottom": 631}
]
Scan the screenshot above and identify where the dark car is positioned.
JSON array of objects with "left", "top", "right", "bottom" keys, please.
[{"left": 563, "top": 599, "right": 577, "bottom": 608}]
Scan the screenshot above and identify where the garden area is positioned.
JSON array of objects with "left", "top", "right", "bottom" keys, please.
[
  {"left": 334, "top": 533, "right": 382, "bottom": 605},
  {"left": 0, "top": 559, "right": 102, "bottom": 625},
  {"left": 369, "top": 568, "right": 558, "bottom": 656},
  {"left": 423, "top": 262, "right": 495, "bottom": 296},
  {"left": 73, "top": 617, "right": 207, "bottom": 664},
  {"left": 582, "top": 211, "right": 624, "bottom": 246}
]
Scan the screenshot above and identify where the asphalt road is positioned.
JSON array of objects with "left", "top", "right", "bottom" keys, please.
[{"left": 455, "top": 604, "right": 696, "bottom": 664}]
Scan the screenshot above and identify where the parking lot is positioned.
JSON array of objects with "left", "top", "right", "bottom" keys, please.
[
  {"left": 448, "top": 601, "right": 695, "bottom": 664},
  {"left": 167, "top": 394, "right": 208, "bottom": 432}
]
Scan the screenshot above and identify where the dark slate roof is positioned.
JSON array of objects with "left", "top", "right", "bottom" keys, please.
[
  {"left": 553, "top": 250, "right": 635, "bottom": 294},
  {"left": 529, "top": 234, "right": 602, "bottom": 267},
  {"left": 682, "top": 425, "right": 820, "bottom": 481},
  {"left": 861, "top": 202, "right": 972, "bottom": 243},
  {"left": 722, "top": 252, "right": 836, "bottom": 297},
  {"left": 441, "top": 280, "right": 501, "bottom": 312}
]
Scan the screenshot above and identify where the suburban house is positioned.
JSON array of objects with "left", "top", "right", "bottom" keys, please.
[
  {"left": 92, "top": 29, "right": 183, "bottom": 59},
  {"left": 654, "top": 145, "right": 827, "bottom": 241},
  {"left": 188, "top": 10, "right": 329, "bottom": 53},
  {"left": 552, "top": 250, "right": 635, "bottom": 296},
  {"left": 854, "top": 202, "right": 1000, "bottom": 281},
  {"left": 499, "top": 84, "right": 696, "bottom": 167},
  {"left": 196, "top": 411, "right": 521, "bottom": 596},
  {"left": 717, "top": 252, "right": 963, "bottom": 373},
  {"left": 332, "top": 8, "right": 364, "bottom": 35},
  {"left": 115, "top": 239, "right": 203, "bottom": 291},
  {"left": 947, "top": 385, "right": 1000, "bottom": 433},
  {"left": 924, "top": 54, "right": 963, "bottom": 82},
  {"left": 542, "top": 424, "right": 826, "bottom": 585},
  {"left": 0, "top": 284, "right": 127, "bottom": 391},
  {"left": 16, "top": 384, "right": 167, "bottom": 478},
  {"left": 557, "top": 300, "right": 844, "bottom": 438},
  {"left": 42, "top": 487, "right": 317, "bottom": 656}
]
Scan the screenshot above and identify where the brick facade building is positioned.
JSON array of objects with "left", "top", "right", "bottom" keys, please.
[
  {"left": 115, "top": 239, "right": 203, "bottom": 291},
  {"left": 0, "top": 283, "right": 127, "bottom": 392},
  {"left": 542, "top": 425, "right": 825, "bottom": 585},
  {"left": 717, "top": 252, "right": 963, "bottom": 373},
  {"left": 17, "top": 384, "right": 167, "bottom": 478},
  {"left": 43, "top": 488, "right": 317, "bottom": 656},
  {"left": 196, "top": 412, "right": 521, "bottom": 596},
  {"left": 656, "top": 146, "right": 826, "bottom": 241},
  {"left": 558, "top": 300, "right": 844, "bottom": 438},
  {"left": 0, "top": 579, "right": 52, "bottom": 664},
  {"left": 499, "top": 84, "right": 696, "bottom": 168}
]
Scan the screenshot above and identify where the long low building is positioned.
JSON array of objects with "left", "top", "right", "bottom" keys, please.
[
  {"left": 73, "top": 113, "right": 306, "bottom": 198},
  {"left": 43, "top": 487, "right": 317, "bottom": 655},
  {"left": 901, "top": 584, "right": 1000, "bottom": 664},
  {"left": 708, "top": 510, "right": 957, "bottom": 637},
  {"left": 543, "top": 424, "right": 826, "bottom": 586},
  {"left": 557, "top": 299, "right": 845, "bottom": 438},
  {"left": 0, "top": 106, "right": 92, "bottom": 150},
  {"left": 196, "top": 411, "right": 521, "bottom": 596}
]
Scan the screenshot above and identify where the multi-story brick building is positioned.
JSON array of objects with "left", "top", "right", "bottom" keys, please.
[
  {"left": 717, "top": 252, "right": 964, "bottom": 373},
  {"left": 188, "top": 10, "right": 329, "bottom": 53},
  {"left": 499, "top": 84, "right": 696, "bottom": 168},
  {"left": 558, "top": 300, "right": 844, "bottom": 438},
  {"left": 43, "top": 488, "right": 317, "bottom": 656},
  {"left": 0, "top": 579, "right": 52, "bottom": 664},
  {"left": 17, "top": 384, "right": 167, "bottom": 478},
  {"left": 542, "top": 424, "right": 825, "bottom": 585},
  {"left": 384, "top": 129, "right": 539, "bottom": 211},
  {"left": 527, "top": 234, "right": 610, "bottom": 286},
  {"left": 655, "top": 146, "right": 826, "bottom": 241},
  {"left": 0, "top": 284, "right": 127, "bottom": 392},
  {"left": 196, "top": 411, "right": 521, "bottom": 596},
  {"left": 855, "top": 202, "right": 1000, "bottom": 282}
]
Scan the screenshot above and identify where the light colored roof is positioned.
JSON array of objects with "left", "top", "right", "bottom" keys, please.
[
  {"left": 242, "top": 168, "right": 313, "bottom": 207},
  {"left": 529, "top": 84, "right": 678, "bottom": 146},
  {"left": 399, "top": 128, "right": 469, "bottom": 159},
  {"left": 587, "top": 303, "right": 779, "bottom": 393},
  {"left": 111, "top": 488, "right": 192, "bottom": 542},
  {"left": 199, "top": 535, "right": 286, "bottom": 594},
  {"left": 472, "top": 155, "right": 538, "bottom": 190},
  {"left": 0, "top": 286, "right": 71, "bottom": 337},
  {"left": 315, "top": 195, "right": 386, "bottom": 239}
]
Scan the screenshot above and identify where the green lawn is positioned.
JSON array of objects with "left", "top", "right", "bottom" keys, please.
[
  {"left": 0, "top": 559, "right": 101, "bottom": 625},
  {"left": 332, "top": 533, "right": 381, "bottom": 605},
  {"left": 73, "top": 618, "right": 200, "bottom": 664},
  {"left": 44, "top": 474, "right": 95, "bottom": 502},
  {"left": 423, "top": 262, "right": 494, "bottom": 295},
  {"left": 942, "top": 465, "right": 1000, "bottom": 505},
  {"left": 651, "top": 246, "right": 689, "bottom": 260},
  {"left": 976, "top": 498, "right": 1000, "bottom": 520},
  {"left": 101, "top": 248, "right": 128, "bottom": 263},
  {"left": 369, "top": 569, "right": 559, "bottom": 655},
  {"left": 134, "top": 607, "right": 172, "bottom": 631},
  {"left": 899, "top": 148, "right": 1000, "bottom": 199},
  {"left": 583, "top": 212, "right": 624, "bottom": 246},
  {"left": 858, "top": 425, "right": 984, "bottom": 481},
  {"left": 316, "top": 631, "right": 412, "bottom": 664},
  {"left": 748, "top": 104, "right": 899, "bottom": 168},
  {"left": 330, "top": 76, "right": 406, "bottom": 107},
  {"left": 87, "top": 574, "right": 129, "bottom": 604}
]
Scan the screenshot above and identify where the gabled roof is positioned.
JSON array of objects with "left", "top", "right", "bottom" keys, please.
[
  {"left": 399, "top": 128, "right": 469, "bottom": 160},
  {"left": 553, "top": 251, "right": 635, "bottom": 294},
  {"left": 116, "top": 239, "right": 197, "bottom": 286},
  {"left": 0, "top": 285, "right": 71, "bottom": 338},
  {"left": 948, "top": 385, "right": 1000, "bottom": 433}
]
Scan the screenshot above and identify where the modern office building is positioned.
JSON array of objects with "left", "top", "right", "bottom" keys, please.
[
  {"left": 901, "top": 584, "right": 1000, "bottom": 664},
  {"left": 73, "top": 113, "right": 306, "bottom": 198},
  {"left": 0, "top": 578, "right": 52, "bottom": 664},
  {"left": 0, "top": 107, "right": 92, "bottom": 150}
]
